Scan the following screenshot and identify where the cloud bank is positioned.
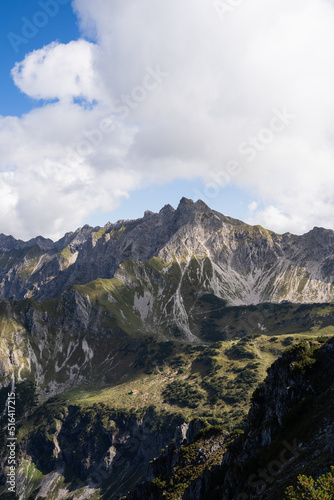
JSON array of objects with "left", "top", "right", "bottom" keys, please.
[{"left": 2, "top": 0, "right": 334, "bottom": 238}]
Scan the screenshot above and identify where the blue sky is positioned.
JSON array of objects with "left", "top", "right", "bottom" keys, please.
[
  {"left": 0, "top": 0, "right": 334, "bottom": 239},
  {"left": 0, "top": 1, "right": 80, "bottom": 116}
]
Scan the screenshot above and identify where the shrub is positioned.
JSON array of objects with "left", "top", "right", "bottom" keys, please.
[
  {"left": 317, "top": 336, "right": 329, "bottom": 343},
  {"left": 235, "top": 368, "right": 259, "bottom": 388},
  {"left": 287, "top": 340, "right": 320, "bottom": 375},
  {"left": 283, "top": 336, "right": 294, "bottom": 346},
  {"left": 195, "top": 424, "right": 225, "bottom": 440},
  {"left": 195, "top": 355, "right": 222, "bottom": 374},
  {"left": 163, "top": 381, "right": 206, "bottom": 409},
  {"left": 151, "top": 476, "right": 167, "bottom": 491},
  {"left": 284, "top": 466, "right": 334, "bottom": 499},
  {"left": 231, "top": 428, "right": 244, "bottom": 436},
  {"left": 226, "top": 344, "right": 256, "bottom": 360}
]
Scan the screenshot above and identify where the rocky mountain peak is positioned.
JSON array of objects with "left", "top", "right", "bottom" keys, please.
[
  {"left": 178, "top": 196, "right": 195, "bottom": 207},
  {"left": 159, "top": 203, "right": 175, "bottom": 215},
  {"left": 177, "top": 197, "right": 211, "bottom": 213},
  {"left": 144, "top": 210, "right": 155, "bottom": 218}
]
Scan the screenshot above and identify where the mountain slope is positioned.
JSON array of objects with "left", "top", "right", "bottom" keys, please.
[
  {"left": 125, "top": 337, "right": 334, "bottom": 500},
  {"left": 2, "top": 327, "right": 333, "bottom": 500},
  {"left": 2, "top": 282, "right": 334, "bottom": 396},
  {"left": 1, "top": 198, "right": 334, "bottom": 307}
]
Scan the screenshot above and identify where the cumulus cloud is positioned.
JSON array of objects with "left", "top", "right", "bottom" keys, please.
[
  {"left": 11, "top": 40, "right": 105, "bottom": 102},
  {"left": 2, "top": 0, "right": 334, "bottom": 238}
]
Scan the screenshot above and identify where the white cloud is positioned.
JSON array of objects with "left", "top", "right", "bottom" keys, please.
[
  {"left": 2, "top": 0, "right": 334, "bottom": 238},
  {"left": 248, "top": 201, "right": 258, "bottom": 215},
  {"left": 11, "top": 40, "right": 105, "bottom": 103}
]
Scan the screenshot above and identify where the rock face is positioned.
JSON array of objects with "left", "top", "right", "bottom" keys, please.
[
  {"left": 0, "top": 291, "right": 134, "bottom": 396},
  {"left": 20, "top": 406, "right": 185, "bottom": 500},
  {"left": 125, "top": 419, "right": 228, "bottom": 500},
  {"left": 219, "top": 337, "right": 334, "bottom": 499},
  {"left": 1, "top": 197, "right": 334, "bottom": 305}
]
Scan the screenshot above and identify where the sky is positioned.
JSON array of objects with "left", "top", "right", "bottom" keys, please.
[{"left": 1, "top": 0, "right": 334, "bottom": 240}]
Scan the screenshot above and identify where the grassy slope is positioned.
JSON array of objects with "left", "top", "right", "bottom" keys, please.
[
  {"left": 73, "top": 331, "right": 334, "bottom": 429},
  {"left": 2, "top": 327, "right": 333, "bottom": 499}
]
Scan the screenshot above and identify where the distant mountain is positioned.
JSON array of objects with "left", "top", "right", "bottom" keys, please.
[{"left": 1, "top": 197, "right": 334, "bottom": 307}]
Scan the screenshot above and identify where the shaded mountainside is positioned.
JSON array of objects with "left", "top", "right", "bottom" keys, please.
[
  {"left": 1, "top": 198, "right": 334, "bottom": 306},
  {"left": 0, "top": 292, "right": 333, "bottom": 498},
  {"left": 227, "top": 337, "right": 334, "bottom": 499},
  {"left": 125, "top": 337, "right": 334, "bottom": 500},
  {"left": 220, "top": 336, "right": 334, "bottom": 499},
  {"left": 1, "top": 284, "right": 334, "bottom": 396}
]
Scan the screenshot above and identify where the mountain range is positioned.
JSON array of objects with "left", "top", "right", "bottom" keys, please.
[
  {"left": 2, "top": 197, "right": 334, "bottom": 306},
  {"left": 0, "top": 198, "right": 333, "bottom": 499}
]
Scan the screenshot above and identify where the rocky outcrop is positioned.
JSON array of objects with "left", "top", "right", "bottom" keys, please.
[
  {"left": 13, "top": 404, "right": 204, "bottom": 500},
  {"left": 0, "top": 290, "right": 136, "bottom": 397},
  {"left": 124, "top": 419, "right": 226, "bottom": 500},
  {"left": 219, "top": 337, "right": 334, "bottom": 499}
]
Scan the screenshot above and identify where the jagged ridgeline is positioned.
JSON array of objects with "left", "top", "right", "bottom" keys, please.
[{"left": 0, "top": 198, "right": 333, "bottom": 499}]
